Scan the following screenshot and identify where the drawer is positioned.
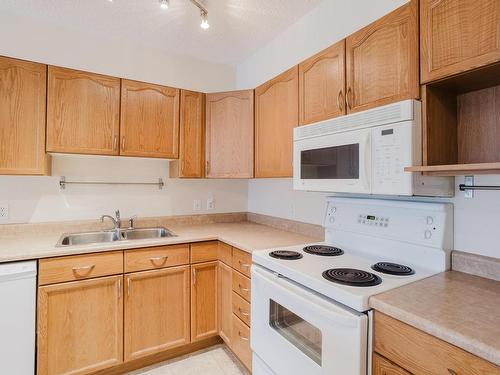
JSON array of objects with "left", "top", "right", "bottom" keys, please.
[
  {"left": 218, "top": 242, "right": 232, "bottom": 266},
  {"left": 39, "top": 251, "right": 123, "bottom": 285},
  {"left": 232, "top": 271, "right": 251, "bottom": 302},
  {"left": 232, "top": 314, "right": 252, "bottom": 371},
  {"left": 191, "top": 241, "right": 218, "bottom": 263},
  {"left": 232, "top": 248, "right": 251, "bottom": 277},
  {"left": 232, "top": 291, "right": 251, "bottom": 326},
  {"left": 374, "top": 312, "right": 500, "bottom": 375},
  {"left": 124, "top": 244, "right": 189, "bottom": 273}
]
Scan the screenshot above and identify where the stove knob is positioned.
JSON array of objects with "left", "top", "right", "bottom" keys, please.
[
  {"left": 426, "top": 216, "right": 434, "bottom": 225},
  {"left": 424, "top": 230, "right": 432, "bottom": 239}
]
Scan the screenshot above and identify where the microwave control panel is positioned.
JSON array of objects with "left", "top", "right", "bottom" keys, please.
[{"left": 371, "top": 122, "right": 414, "bottom": 196}]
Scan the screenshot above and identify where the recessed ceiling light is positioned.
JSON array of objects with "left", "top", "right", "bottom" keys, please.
[
  {"left": 200, "top": 10, "right": 209, "bottom": 29},
  {"left": 159, "top": 0, "right": 169, "bottom": 9}
]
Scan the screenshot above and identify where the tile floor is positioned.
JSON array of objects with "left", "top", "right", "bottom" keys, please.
[{"left": 127, "top": 345, "right": 249, "bottom": 375}]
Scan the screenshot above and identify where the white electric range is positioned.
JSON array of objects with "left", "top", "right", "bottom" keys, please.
[{"left": 251, "top": 197, "right": 453, "bottom": 375}]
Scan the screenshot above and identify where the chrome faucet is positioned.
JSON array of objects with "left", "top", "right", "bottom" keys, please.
[
  {"left": 128, "top": 215, "right": 138, "bottom": 230},
  {"left": 100, "top": 210, "right": 121, "bottom": 231}
]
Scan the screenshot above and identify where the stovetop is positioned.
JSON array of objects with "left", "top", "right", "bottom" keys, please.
[{"left": 252, "top": 242, "right": 438, "bottom": 312}]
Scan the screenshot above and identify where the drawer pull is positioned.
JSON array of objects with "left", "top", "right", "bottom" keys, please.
[
  {"left": 239, "top": 261, "right": 251, "bottom": 269},
  {"left": 117, "top": 278, "right": 122, "bottom": 299},
  {"left": 239, "top": 308, "right": 249, "bottom": 317},
  {"left": 238, "top": 332, "right": 249, "bottom": 341},
  {"left": 448, "top": 370, "right": 457, "bottom": 375},
  {"left": 72, "top": 264, "right": 95, "bottom": 275},
  {"left": 127, "top": 277, "right": 131, "bottom": 297},
  {"left": 149, "top": 256, "right": 168, "bottom": 266},
  {"left": 239, "top": 284, "right": 250, "bottom": 292}
]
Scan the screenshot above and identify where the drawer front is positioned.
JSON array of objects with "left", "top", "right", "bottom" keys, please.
[
  {"left": 232, "top": 291, "right": 251, "bottom": 326},
  {"left": 232, "top": 248, "right": 251, "bottom": 277},
  {"left": 218, "top": 242, "right": 232, "bottom": 266},
  {"left": 232, "top": 271, "right": 251, "bottom": 302},
  {"left": 232, "top": 314, "right": 252, "bottom": 371},
  {"left": 374, "top": 312, "right": 500, "bottom": 375},
  {"left": 39, "top": 251, "right": 123, "bottom": 285},
  {"left": 191, "top": 241, "right": 218, "bottom": 263},
  {"left": 124, "top": 244, "right": 189, "bottom": 273}
]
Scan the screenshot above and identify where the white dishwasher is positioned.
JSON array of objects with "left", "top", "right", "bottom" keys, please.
[{"left": 0, "top": 261, "right": 37, "bottom": 375}]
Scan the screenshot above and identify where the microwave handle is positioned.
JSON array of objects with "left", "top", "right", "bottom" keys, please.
[{"left": 363, "top": 133, "right": 371, "bottom": 190}]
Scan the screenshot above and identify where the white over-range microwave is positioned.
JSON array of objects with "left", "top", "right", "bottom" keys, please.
[{"left": 293, "top": 100, "right": 453, "bottom": 197}]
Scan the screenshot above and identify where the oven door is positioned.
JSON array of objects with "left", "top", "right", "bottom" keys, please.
[
  {"left": 251, "top": 265, "right": 368, "bottom": 375},
  {"left": 293, "top": 128, "right": 371, "bottom": 194}
]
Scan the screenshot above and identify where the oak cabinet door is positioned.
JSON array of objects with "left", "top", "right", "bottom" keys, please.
[
  {"left": 124, "top": 266, "right": 190, "bottom": 361},
  {"left": 37, "top": 276, "right": 123, "bottom": 375},
  {"left": 205, "top": 90, "right": 254, "bottom": 178},
  {"left": 299, "top": 40, "right": 346, "bottom": 125},
  {"left": 421, "top": 0, "right": 500, "bottom": 83},
  {"left": 373, "top": 353, "right": 411, "bottom": 375},
  {"left": 255, "top": 66, "right": 298, "bottom": 178},
  {"left": 191, "top": 261, "right": 218, "bottom": 342},
  {"left": 218, "top": 261, "right": 233, "bottom": 346},
  {"left": 46, "top": 66, "right": 120, "bottom": 155},
  {"left": 177, "top": 90, "right": 205, "bottom": 177},
  {"left": 346, "top": 0, "right": 418, "bottom": 113},
  {"left": 0, "top": 57, "right": 48, "bottom": 175},
  {"left": 120, "top": 80, "right": 180, "bottom": 158}
]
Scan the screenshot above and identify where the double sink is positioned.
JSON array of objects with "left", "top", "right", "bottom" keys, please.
[{"left": 57, "top": 227, "right": 176, "bottom": 247}]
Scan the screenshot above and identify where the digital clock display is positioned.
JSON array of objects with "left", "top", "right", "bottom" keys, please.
[{"left": 367, "top": 215, "right": 376, "bottom": 220}]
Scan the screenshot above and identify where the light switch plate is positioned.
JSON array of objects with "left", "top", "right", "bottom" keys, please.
[
  {"left": 193, "top": 199, "right": 202, "bottom": 211},
  {"left": 207, "top": 197, "right": 215, "bottom": 210}
]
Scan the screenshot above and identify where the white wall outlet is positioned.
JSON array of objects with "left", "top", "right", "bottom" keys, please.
[
  {"left": 206, "top": 197, "right": 215, "bottom": 210},
  {"left": 193, "top": 199, "right": 202, "bottom": 211},
  {"left": 0, "top": 203, "right": 9, "bottom": 220}
]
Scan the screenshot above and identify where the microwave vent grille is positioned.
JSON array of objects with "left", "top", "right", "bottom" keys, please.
[{"left": 295, "top": 100, "right": 414, "bottom": 139}]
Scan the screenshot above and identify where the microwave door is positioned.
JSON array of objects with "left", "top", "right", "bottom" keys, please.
[{"left": 294, "top": 129, "right": 371, "bottom": 194}]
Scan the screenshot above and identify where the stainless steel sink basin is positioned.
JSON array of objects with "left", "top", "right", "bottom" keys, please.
[
  {"left": 58, "top": 230, "right": 120, "bottom": 246},
  {"left": 56, "top": 227, "right": 176, "bottom": 247},
  {"left": 121, "top": 227, "right": 176, "bottom": 240}
]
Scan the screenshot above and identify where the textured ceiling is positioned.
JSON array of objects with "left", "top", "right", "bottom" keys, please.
[{"left": 1, "top": 0, "right": 323, "bottom": 66}]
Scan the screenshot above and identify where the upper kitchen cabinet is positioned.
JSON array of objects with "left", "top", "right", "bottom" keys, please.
[
  {"left": 255, "top": 66, "right": 298, "bottom": 177},
  {"left": 46, "top": 66, "right": 121, "bottom": 155},
  {"left": 0, "top": 57, "right": 49, "bottom": 175},
  {"left": 345, "top": 0, "right": 419, "bottom": 113},
  {"left": 171, "top": 90, "right": 205, "bottom": 178},
  {"left": 299, "top": 40, "right": 346, "bottom": 125},
  {"left": 421, "top": 0, "right": 500, "bottom": 83},
  {"left": 205, "top": 90, "right": 254, "bottom": 178},
  {"left": 120, "top": 80, "right": 180, "bottom": 158}
]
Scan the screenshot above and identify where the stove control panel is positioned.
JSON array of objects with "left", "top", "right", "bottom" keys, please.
[{"left": 358, "top": 214, "right": 389, "bottom": 227}]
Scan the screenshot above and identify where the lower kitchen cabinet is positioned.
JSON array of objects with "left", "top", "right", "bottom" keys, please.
[
  {"left": 37, "top": 275, "right": 123, "bottom": 375},
  {"left": 232, "top": 314, "right": 252, "bottom": 371},
  {"left": 191, "top": 261, "right": 219, "bottom": 342},
  {"left": 124, "top": 266, "right": 190, "bottom": 361},
  {"left": 218, "top": 261, "right": 233, "bottom": 346}
]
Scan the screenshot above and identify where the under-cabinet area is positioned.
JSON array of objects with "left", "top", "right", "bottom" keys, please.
[{"left": 35, "top": 241, "right": 252, "bottom": 375}]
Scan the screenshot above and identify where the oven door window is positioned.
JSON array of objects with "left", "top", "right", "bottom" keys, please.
[
  {"left": 301, "top": 143, "right": 359, "bottom": 179},
  {"left": 269, "top": 300, "right": 322, "bottom": 365}
]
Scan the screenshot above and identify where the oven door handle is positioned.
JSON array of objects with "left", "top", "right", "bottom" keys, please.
[{"left": 252, "top": 266, "right": 364, "bottom": 328}]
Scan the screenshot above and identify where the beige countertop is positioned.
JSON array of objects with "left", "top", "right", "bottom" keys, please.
[
  {"left": 0, "top": 221, "right": 320, "bottom": 262},
  {"left": 370, "top": 271, "right": 500, "bottom": 366}
]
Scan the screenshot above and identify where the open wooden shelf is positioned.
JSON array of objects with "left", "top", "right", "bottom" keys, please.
[{"left": 405, "top": 163, "right": 500, "bottom": 176}]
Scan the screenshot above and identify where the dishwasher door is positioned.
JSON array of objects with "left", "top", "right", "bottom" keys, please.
[{"left": 0, "top": 261, "right": 37, "bottom": 375}]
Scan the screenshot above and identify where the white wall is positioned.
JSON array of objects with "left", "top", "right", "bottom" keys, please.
[
  {"left": 237, "top": 0, "right": 408, "bottom": 88},
  {"left": 0, "top": 8, "right": 236, "bottom": 92},
  {"left": 0, "top": 155, "right": 247, "bottom": 224}
]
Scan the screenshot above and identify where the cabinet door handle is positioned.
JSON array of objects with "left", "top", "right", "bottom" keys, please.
[
  {"left": 192, "top": 268, "right": 197, "bottom": 285},
  {"left": 239, "top": 284, "right": 250, "bottom": 292},
  {"left": 206, "top": 160, "right": 210, "bottom": 175},
  {"left": 150, "top": 256, "right": 168, "bottom": 266},
  {"left": 112, "top": 135, "right": 117, "bottom": 151},
  {"left": 239, "top": 261, "right": 251, "bottom": 269},
  {"left": 346, "top": 87, "right": 353, "bottom": 110},
  {"left": 72, "top": 264, "right": 95, "bottom": 275},
  {"left": 238, "top": 332, "right": 249, "bottom": 341},
  {"left": 121, "top": 136, "right": 125, "bottom": 151},
  {"left": 337, "top": 89, "right": 344, "bottom": 112},
  {"left": 239, "top": 308, "right": 249, "bottom": 317},
  {"left": 117, "top": 278, "right": 122, "bottom": 299},
  {"left": 448, "top": 370, "right": 458, "bottom": 375},
  {"left": 127, "top": 277, "right": 131, "bottom": 297}
]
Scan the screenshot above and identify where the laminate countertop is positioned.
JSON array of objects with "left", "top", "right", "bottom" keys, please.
[
  {"left": 0, "top": 221, "right": 321, "bottom": 263},
  {"left": 370, "top": 271, "right": 500, "bottom": 366}
]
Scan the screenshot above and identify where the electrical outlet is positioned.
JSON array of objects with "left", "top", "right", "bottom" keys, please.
[
  {"left": 193, "top": 199, "right": 202, "bottom": 211},
  {"left": 206, "top": 197, "right": 215, "bottom": 210},
  {"left": 0, "top": 204, "right": 9, "bottom": 220}
]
